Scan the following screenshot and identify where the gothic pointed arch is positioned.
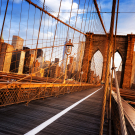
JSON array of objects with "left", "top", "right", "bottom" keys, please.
[
  {"left": 92, "top": 48, "right": 104, "bottom": 60},
  {"left": 87, "top": 50, "right": 103, "bottom": 83},
  {"left": 111, "top": 51, "right": 123, "bottom": 87},
  {"left": 115, "top": 49, "right": 123, "bottom": 62}
]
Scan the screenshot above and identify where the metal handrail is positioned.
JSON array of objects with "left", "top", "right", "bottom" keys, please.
[{"left": 114, "top": 68, "right": 128, "bottom": 135}]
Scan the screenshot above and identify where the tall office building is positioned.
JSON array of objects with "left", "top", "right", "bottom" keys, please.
[
  {"left": 12, "top": 35, "right": 24, "bottom": 50},
  {"left": 0, "top": 42, "right": 14, "bottom": 72},
  {"left": 76, "top": 41, "right": 85, "bottom": 72},
  {"left": 10, "top": 51, "right": 25, "bottom": 74},
  {"left": 61, "top": 41, "right": 67, "bottom": 72}
]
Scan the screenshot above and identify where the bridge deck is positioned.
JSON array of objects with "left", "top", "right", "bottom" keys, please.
[{"left": 0, "top": 87, "right": 107, "bottom": 135}]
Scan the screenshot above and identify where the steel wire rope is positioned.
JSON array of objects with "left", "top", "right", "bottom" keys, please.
[
  {"left": 25, "top": 3, "right": 30, "bottom": 47},
  {"left": 22, "top": 53, "right": 95, "bottom": 104},
  {"left": 79, "top": 1, "right": 92, "bottom": 81},
  {"left": 98, "top": 0, "right": 107, "bottom": 34},
  {"left": 0, "top": 0, "right": 106, "bottom": 104},
  {"left": 75, "top": 0, "right": 85, "bottom": 81},
  {"left": 110, "top": 0, "right": 127, "bottom": 134},
  {"left": 99, "top": 0, "right": 116, "bottom": 134},
  {"left": 0, "top": 38, "right": 101, "bottom": 105},
  {"left": 63, "top": 0, "right": 75, "bottom": 83},
  {"left": 84, "top": 0, "right": 91, "bottom": 35},
  {"left": 88, "top": 2, "right": 92, "bottom": 32},
  {"left": 27, "top": 0, "right": 63, "bottom": 103},
  {"left": 93, "top": 6, "right": 96, "bottom": 33},
  {"left": 71, "top": 0, "right": 81, "bottom": 53},
  {"left": 8, "top": 0, "right": 14, "bottom": 44},
  {"left": 0, "top": 38, "right": 111, "bottom": 54},
  {"left": 29, "top": 0, "right": 45, "bottom": 94},
  {"left": 21, "top": 44, "right": 89, "bottom": 104},
  {"left": 73, "top": 0, "right": 85, "bottom": 82},
  {"left": 66, "top": 0, "right": 74, "bottom": 41},
  {"left": 44, "top": 12, "right": 51, "bottom": 69},
  {"left": 46, "top": 0, "right": 62, "bottom": 83},
  {"left": 31, "top": 7, "right": 36, "bottom": 50},
  {"left": 25, "top": 0, "right": 46, "bottom": 104},
  {"left": 25, "top": 0, "right": 87, "bottom": 35},
  {"left": 43, "top": 8, "right": 47, "bottom": 60},
  {"left": 0, "top": 0, "right": 10, "bottom": 76}
]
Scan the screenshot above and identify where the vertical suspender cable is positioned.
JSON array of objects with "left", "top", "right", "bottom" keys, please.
[
  {"left": 99, "top": 0, "right": 116, "bottom": 134},
  {"left": 109, "top": 0, "right": 119, "bottom": 134},
  {"left": 0, "top": 0, "right": 9, "bottom": 38}
]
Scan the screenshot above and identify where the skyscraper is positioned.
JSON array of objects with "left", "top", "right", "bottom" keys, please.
[
  {"left": 76, "top": 41, "right": 85, "bottom": 72},
  {"left": 12, "top": 35, "right": 24, "bottom": 50},
  {"left": 61, "top": 41, "right": 67, "bottom": 72}
]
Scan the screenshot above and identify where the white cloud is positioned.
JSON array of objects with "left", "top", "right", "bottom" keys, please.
[
  {"left": 41, "top": 0, "right": 78, "bottom": 12},
  {"left": 40, "top": 0, "right": 82, "bottom": 22}
]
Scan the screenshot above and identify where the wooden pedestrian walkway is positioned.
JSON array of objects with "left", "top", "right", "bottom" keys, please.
[{"left": 0, "top": 86, "right": 107, "bottom": 135}]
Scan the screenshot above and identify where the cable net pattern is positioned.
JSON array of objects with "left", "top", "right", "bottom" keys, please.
[{"left": 0, "top": 0, "right": 105, "bottom": 106}]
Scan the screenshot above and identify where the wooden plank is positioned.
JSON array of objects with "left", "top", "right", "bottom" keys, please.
[{"left": 0, "top": 87, "right": 107, "bottom": 135}]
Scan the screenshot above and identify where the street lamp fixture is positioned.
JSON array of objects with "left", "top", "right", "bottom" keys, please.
[
  {"left": 65, "top": 39, "right": 73, "bottom": 55},
  {"left": 63, "top": 39, "right": 74, "bottom": 84},
  {"left": 80, "top": 71, "right": 84, "bottom": 85}
]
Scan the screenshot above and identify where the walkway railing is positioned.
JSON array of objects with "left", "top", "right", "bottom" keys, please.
[{"left": 0, "top": 81, "right": 100, "bottom": 107}]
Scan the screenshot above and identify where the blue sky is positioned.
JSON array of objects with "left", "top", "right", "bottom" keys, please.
[
  {"left": 101, "top": 0, "right": 135, "bottom": 35},
  {"left": 1, "top": 0, "right": 134, "bottom": 38}
]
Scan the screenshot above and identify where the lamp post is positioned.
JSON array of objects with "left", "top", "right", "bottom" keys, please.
[
  {"left": 63, "top": 39, "right": 73, "bottom": 84},
  {"left": 80, "top": 71, "right": 84, "bottom": 85}
]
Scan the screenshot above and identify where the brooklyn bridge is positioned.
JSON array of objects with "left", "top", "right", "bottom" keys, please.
[{"left": 0, "top": 0, "right": 135, "bottom": 135}]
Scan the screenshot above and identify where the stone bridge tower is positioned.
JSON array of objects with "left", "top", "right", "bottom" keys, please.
[{"left": 82, "top": 32, "right": 135, "bottom": 89}]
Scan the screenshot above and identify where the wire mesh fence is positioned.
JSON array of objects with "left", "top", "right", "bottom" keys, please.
[{"left": 0, "top": 0, "right": 106, "bottom": 106}]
